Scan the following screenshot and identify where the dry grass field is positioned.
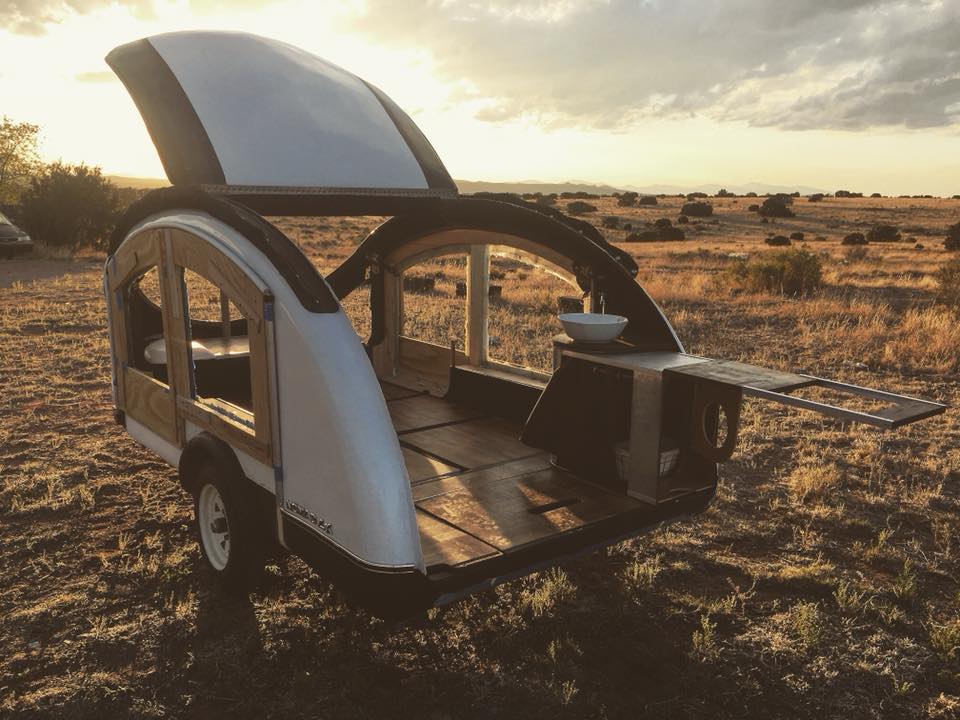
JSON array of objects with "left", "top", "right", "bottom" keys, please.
[{"left": 2, "top": 195, "right": 959, "bottom": 719}]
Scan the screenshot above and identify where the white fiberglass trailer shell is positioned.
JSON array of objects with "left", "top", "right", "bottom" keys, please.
[
  {"left": 104, "top": 31, "right": 945, "bottom": 617},
  {"left": 111, "top": 212, "right": 423, "bottom": 571}
]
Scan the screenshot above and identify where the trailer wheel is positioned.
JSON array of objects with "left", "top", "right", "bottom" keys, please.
[{"left": 193, "top": 461, "right": 266, "bottom": 591}]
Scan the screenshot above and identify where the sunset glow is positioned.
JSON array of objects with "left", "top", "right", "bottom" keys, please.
[{"left": 3, "top": 0, "right": 959, "bottom": 194}]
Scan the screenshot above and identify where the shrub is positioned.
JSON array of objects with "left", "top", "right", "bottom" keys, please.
[
  {"left": 566, "top": 200, "right": 597, "bottom": 215},
  {"left": 625, "top": 224, "right": 685, "bottom": 242},
  {"left": 747, "top": 204, "right": 760, "bottom": 212},
  {"left": 601, "top": 216, "right": 619, "bottom": 229},
  {"left": 728, "top": 248, "right": 823, "bottom": 296},
  {"left": 567, "top": 200, "right": 597, "bottom": 215},
  {"left": 944, "top": 222, "right": 960, "bottom": 251},
  {"left": 790, "top": 231, "right": 804, "bottom": 240},
  {"left": 19, "top": 162, "right": 121, "bottom": 251},
  {"left": 616, "top": 191, "right": 638, "bottom": 207},
  {"left": 808, "top": 193, "right": 825, "bottom": 202},
  {"left": 681, "top": 201, "right": 713, "bottom": 217},
  {"left": 676, "top": 215, "right": 689, "bottom": 224},
  {"left": 867, "top": 224, "right": 901, "bottom": 242},
  {"left": 844, "top": 245, "right": 869, "bottom": 262},
  {"left": 654, "top": 218, "right": 672, "bottom": 229},
  {"left": 715, "top": 188, "right": 734, "bottom": 197},
  {"left": 638, "top": 195, "right": 658, "bottom": 206},
  {"left": 765, "top": 235, "right": 791, "bottom": 246},
  {"left": 686, "top": 191, "right": 708, "bottom": 199},
  {"left": 936, "top": 258, "right": 960, "bottom": 308},
  {"left": 789, "top": 601, "right": 824, "bottom": 652},
  {"left": 759, "top": 196, "right": 795, "bottom": 218},
  {"left": 842, "top": 232, "right": 868, "bottom": 245}
]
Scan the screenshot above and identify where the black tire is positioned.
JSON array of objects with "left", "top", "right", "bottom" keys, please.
[{"left": 192, "top": 460, "right": 267, "bottom": 592}]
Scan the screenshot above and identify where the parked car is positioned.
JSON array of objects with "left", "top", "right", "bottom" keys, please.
[
  {"left": 0, "top": 212, "right": 32, "bottom": 258},
  {"left": 103, "top": 31, "right": 945, "bottom": 618}
]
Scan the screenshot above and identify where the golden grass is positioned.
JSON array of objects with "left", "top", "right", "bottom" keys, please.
[{"left": 0, "top": 197, "right": 958, "bottom": 718}]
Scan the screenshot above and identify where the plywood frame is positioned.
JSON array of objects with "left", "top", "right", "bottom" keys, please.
[
  {"left": 373, "top": 229, "right": 582, "bottom": 392},
  {"left": 107, "top": 229, "right": 182, "bottom": 444},
  {"left": 167, "top": 229, "right": 274, "bottom": 464},
  {"left": 109, "top": 226, "right": 274, "bottom": 463}
]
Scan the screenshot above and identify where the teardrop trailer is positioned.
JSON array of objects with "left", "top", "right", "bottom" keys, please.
[{"left": 103, "top": 31, "right": 946, "bottom": 618}]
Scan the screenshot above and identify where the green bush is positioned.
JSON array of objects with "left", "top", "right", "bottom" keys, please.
[
  {"left": 729, "top": 248, "right": 823, "bottom": 296},
  {"left": 936, "top": 258, "right": 960, "bottom": 308},
  {"left": 20, "top": 162, "right": 121, "bottom": 251}
]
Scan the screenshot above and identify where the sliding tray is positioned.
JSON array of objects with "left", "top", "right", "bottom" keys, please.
[{"left": 667, "top": 358, "right": 946, "bottom": 430}]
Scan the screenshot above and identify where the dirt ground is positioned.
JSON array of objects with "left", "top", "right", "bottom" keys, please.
[{"left": 1, "top": 195, "right": 959, "bottom": 719}]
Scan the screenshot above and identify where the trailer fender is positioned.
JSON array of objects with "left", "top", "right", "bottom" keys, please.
[{"left": 177, "top": 431, "right": 245, "bottom": 496}]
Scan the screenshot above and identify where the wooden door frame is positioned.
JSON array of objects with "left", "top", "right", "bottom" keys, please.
[
  {"left": 167, "top": 228, "right": 274, "bottom": 465},
  {"left": 106, "top": 228, "right": 181, "bottom": 445},
  {"left": 108, "top": 227, "right": 275, "bottom": 464}
]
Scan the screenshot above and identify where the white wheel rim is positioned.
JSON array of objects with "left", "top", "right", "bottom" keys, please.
[{"left": 198, "top": 484, "right": 230, "bottom": 571}]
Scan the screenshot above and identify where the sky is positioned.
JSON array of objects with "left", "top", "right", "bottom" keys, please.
[{"left": 2, "top": 0, "right": 959, "bottom": 195}]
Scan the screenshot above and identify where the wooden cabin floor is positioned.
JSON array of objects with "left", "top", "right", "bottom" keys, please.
[{"left": 380, "top": 381, "right": 644, "bottom": 571}]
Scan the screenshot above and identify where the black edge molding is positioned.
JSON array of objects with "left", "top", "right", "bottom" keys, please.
[
  {"left": 362, "top": 80, "right": 459, "bottom": 194},
  {"left": 108, "top": 186, "right": 339, "bottom": 313},
  {"left": 106, "top": 38, "right": 226, "bottom": 185}
]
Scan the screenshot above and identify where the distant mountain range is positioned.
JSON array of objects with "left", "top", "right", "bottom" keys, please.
[
  {"left": 458, "top": 179, "right": 827, "bottom": 196},
  {"left": 109, "top": 175, "right": 827, "bottom": 196}
]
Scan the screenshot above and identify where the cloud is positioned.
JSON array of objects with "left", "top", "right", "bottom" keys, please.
[
  {"left": 0, "top": 0, "right": 274, "bottom": 35},
  {"left": 344, "top": 0, "right": 960, "bottom": 132},
  {"left": 0, "top": 0, "right": 155, "bottom": 34}
]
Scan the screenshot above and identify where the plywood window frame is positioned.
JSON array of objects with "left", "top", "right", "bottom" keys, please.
[
  {"left": 106, "top": 228, "right": 181, "bottom": 445},
  {"left": 166, "top": 228, "right": 274, "bottom": 465}
]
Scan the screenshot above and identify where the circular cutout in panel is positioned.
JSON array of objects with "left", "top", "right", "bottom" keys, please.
[{"left": 702, "top": 401, "right": 731, "bottom": 450}]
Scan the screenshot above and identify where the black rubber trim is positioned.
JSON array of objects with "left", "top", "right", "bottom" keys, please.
[
  {"left": 468, "top": 193, "right": 639, "bottom": 277},
  {"left": 281, "top": 516, "right": 434, "bottom": 619},
  {"left": 108, "top": 186, "right": 338, "bottom": 313},
  {"left": 106, "top": 39, "right": 226, "bottom": 186},
  {"left": 362, "top": 80, "right": 458, "bottom": 194},
  {"left": 327, "top": 196, "right": 679, "bottom": 352}
]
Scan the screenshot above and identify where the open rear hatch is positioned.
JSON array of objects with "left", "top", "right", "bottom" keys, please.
[{"left": 392, "top": 351, "right": 944, "bottom": 590}]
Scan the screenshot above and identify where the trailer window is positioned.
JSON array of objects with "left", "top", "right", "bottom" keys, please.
[
  {"left": 182, "top": 268, "right": 257, "bottom": 430},
  {"left": 486, "top": 248, "right": 581, "bottom": 374},
  {"left": 401, "top": 254, "right": 467, "bottom": 352},
  {"left": 129, "top": 266, "right": 173, "bottom": 383}
]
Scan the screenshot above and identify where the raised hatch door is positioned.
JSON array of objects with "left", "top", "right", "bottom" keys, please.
[{"left": 106, "top": 31, "right": 457, "bottom": 197}]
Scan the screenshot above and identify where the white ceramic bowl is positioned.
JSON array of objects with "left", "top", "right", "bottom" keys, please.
[{"left": 558, "top": 312, "right": 629, "bottom": 343}]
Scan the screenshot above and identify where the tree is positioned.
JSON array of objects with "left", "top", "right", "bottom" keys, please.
[
  {"left": 20, "top": 163, "right": 121, "bottom": 251},
  {"left": 0, "top": 117, "right": 41, "bottom": 203}
]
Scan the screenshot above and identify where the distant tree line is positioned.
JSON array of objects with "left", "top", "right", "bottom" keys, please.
[{"left": 1, "top": 117, "right": 145, "bottom": 252}]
